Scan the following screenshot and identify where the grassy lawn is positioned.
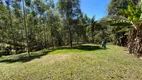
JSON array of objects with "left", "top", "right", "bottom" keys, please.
[{"left": 0, "top": 44, "right": 142, "bottom": 80}]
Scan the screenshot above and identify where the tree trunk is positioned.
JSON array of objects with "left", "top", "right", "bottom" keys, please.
[
  {"left": 44, "top": 25, "right": 47, "bottom": 48},
  {"left": 91, "top": 32, "right": 94, "bottom": 43},
  {"left": 8, "top": 3, "right": 17, "bottom": 54},
  {"left": 69, "top": 27, "right": 72, "bottom": 47},
  {"left": 91, "top": 26, "right": 94, "bottom": 43},
  {"left": 128, "top": 28, "right": 142, "bottom": 57},
  {"left": 52, "top": 37, "right": 54, "bottom": 49},
  {"left": 23, "top": 1, "right": 30, "bottom": 57}
]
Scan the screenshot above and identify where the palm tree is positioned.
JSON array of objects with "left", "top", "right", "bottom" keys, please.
[{"left": 108, "top": 0, "right": 142, "bottom": 57}]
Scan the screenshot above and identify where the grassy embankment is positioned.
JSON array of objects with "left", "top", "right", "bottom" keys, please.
[{"left": 0, "top": 44, "right": 142, "bottom": 80}]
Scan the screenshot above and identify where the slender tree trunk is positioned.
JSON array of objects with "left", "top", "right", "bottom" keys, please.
[
  {"left": 77, "top": 36, "right": 79, "bottom": 44},
  {"left": 91, "top": 33, "right": 94, "bottom": 43},
  {"left": 83, "top": 26, "right": 88, "bottom": 43},
  {"left": 46, "top": 25, "right": 49, "bottom": 48},
  {"left": 91, "top": 25, "right": 95, "bottom": 43},
  {"left": 52, "top": 37, "right": 54, "bottom": 49},
  {"left": 44, "top": 25, "right": 47, "bottom": 48},
  {"left": 8, "top": 4, "right": 17, "bottom": 54},
  {"left": 58, "top": 37, "right": 62, "bottom": 47},
  {"left": 23, "top": 1, "right": 30, "bottom": 57},
  {"left": 69, "top": 26, "right": 72, "bottom": 47}
]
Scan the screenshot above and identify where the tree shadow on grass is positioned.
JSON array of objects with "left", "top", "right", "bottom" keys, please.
[
  {"left": 0, "top": 44, "right": 103, "bottom": 63},
  {"left": 55, "top": 44, "right": 103, "bottom": 51},
  {"left": 73, "top": 45, "right": 102, "bottom": 51},
  {"left": 0, "top": 50, "right": 52, "bottom": 63}
]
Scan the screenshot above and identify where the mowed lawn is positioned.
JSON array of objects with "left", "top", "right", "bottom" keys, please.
[{"left": 0, "top": 44, "right": 142, "bottom": 80}]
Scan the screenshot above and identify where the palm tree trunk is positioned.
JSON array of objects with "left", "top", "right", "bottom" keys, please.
[{"left": 128, "top": 28, "right": 142, "bottom": 57}]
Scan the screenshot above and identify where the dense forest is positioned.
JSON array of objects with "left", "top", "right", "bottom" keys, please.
[
  {"left": 0, "top": 0, "right": 108, "bottom": 56},
  {"left": 0, "top": 0, "right": 142, "bottom": 57}
]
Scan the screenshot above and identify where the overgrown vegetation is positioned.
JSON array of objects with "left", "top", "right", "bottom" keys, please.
[{"left": 108, "top": 0, "right": 142, "bottom": 57}]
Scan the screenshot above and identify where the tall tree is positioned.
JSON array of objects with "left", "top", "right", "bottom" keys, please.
[
  {"left": 6, "top": 0, "right": 17, "bottom": 54},
  {"left": 23, "top": 0, "right": 30, "bottom": 56},
  {"left": 57, "top": 0, "right": 81, "bottom": 47}
]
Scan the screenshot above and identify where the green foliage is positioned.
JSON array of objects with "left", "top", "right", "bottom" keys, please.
[
  {"left": 25, "top": 0, "right": 31, "bottom": 7},
  {"left": 57, "top": 0, "right": 81, "bottom": 19},
  {"left": 107, "top": 0, "right": 142, "bottom": 46},
  {"left": 125, "top": 1, "right": 141, "bottom": 21},
  {"left": 110, "top": 22, "right": 132, "bottom": 26},
  {"left": 109, "top": 0, "right": 141, "bottom": 27},
  {"left": 0, "top": 0, "right": 113, "bottom": 56},
  {"left": 57, "top": 0, "right": 82, "bottom": 47}
]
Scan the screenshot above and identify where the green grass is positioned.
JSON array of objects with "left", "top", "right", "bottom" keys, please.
[{"left": 0, "top": 44, "right": 142, "bottom": 80}]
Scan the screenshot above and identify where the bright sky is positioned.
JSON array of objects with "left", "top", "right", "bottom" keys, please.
[{"left": 54, "top": 0, "right": 110, "bottom": 20}]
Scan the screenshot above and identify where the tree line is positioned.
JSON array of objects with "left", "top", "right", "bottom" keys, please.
[
  {"left": 2, "top": 0, "right": 141, "bottom": 58},
  {"left": 0, "top": 0, "right": 107, "bottom": 56}
]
